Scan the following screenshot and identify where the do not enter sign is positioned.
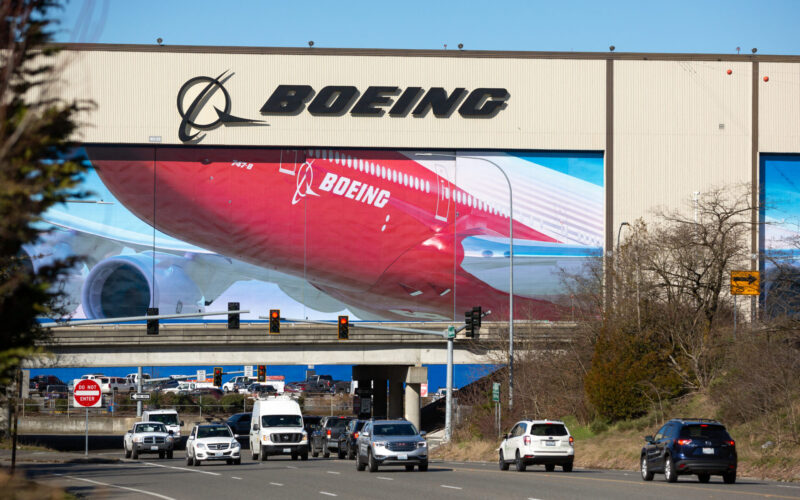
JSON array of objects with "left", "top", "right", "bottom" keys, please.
[{"left": 73, "top": 379, "right": 102, "bottom": 408}]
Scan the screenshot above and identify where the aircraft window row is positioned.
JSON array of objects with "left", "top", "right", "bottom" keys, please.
[
  {"left": 445, "top": 186, "right": 506, "bottom": 218},
  {"left": 309, "top": 149, "right": 432, "bottom": 195}
]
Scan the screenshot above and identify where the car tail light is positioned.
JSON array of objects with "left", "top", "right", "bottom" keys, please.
[
  {"left": 676, "top": 439, "right": 692, "bottom": 446},
  {"left": 326, "top": 429, "right": 331, "bottom": 437},
  {"left": 727, "top": 440, "right": 735, "bottom": 447},
  {"left": 569, "top": 436, "right": 574, "bottom": 446},
  {"left": 354, "top": 432, "right": 359, "bottom": 439},
  {"left": 523, "top": 436, "right": 531, "bottom": 445}
]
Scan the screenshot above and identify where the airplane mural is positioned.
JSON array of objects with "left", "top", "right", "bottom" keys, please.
[{"left": 28, "top": 148, "right": 604, "bottom": 322}]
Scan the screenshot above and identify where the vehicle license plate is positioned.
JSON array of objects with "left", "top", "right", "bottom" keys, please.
[
  {"left": 398, "top": 454, "right": 408, "bottom": 460},
  {"left": 545, "top": 441, "right": 556, "bottom": 447},
  {"left": 702, "top": 447, "right": 714, "bottom": 454},
  {"left": 283, "top": 448, "right": 291, "bottom": 453},
  {"left": 150, "top": 446, "right": 159, "bottom": 450}
]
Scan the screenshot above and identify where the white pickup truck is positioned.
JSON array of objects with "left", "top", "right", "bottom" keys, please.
[{"left": 123, "top": 421, "right": 175, "bottom": 459}]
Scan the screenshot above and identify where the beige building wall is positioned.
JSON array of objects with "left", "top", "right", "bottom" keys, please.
[
  {"left": 760, "top": 62, "right": 800, "bottom": 153},
  {"left": 613, "top": 60, "right": 753, "bottom": 227},
  {"left": 59, "top": 47, "right": 606, "bottom": 151}
]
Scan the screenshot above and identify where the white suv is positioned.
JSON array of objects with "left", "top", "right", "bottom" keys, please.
[
  {"left": 499, "top": 420, "right": 574, "bottom": 472},
  {"left": 185, "top": 423, "right": 241, "bottom": 466}
]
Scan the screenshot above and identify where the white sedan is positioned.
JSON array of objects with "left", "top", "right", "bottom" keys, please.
[{"left": 185, "top": 423, "right": 241, "bottom": 466}]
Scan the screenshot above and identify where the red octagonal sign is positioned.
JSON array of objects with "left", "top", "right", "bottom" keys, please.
[{"left": 74, "top": 379, "right": 102, "bottom": 407}]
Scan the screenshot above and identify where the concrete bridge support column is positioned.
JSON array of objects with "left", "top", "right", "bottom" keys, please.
[
  {"left": 372, "top": 378, "right": 387, "bottom": 419},
  {"left": 388, "top": 380, "right": 404, "bottom": 418},
  {"left": 403, "top": 366, "right": 427, "bottom": 430}
]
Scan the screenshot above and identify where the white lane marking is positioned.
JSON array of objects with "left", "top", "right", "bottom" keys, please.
[
  {"left": 270, "top": 482, "right": 284, "bottom": 486},
  {"left": 320, "top": 492, "right": 337, "bottom": 497},
  {"left": 326, "top": 471, "right": 341, "bottom": 475},
  {"left": 144, "top": 461, "right": 221, "bottom": 476},
  {"left": 54, "top": 474, "right": 175, "bottom": 500},
  {"left": 232, "top": 477, "right": 243, "bottom": 480},
  {"left": 777, "top": 485, "right": 800, "bottom": 489},
  {"left": 377, "top": 476, "right": 393, "bottom": 480},
  {"left": 441, "top": 485, "right": 463, "bottom": 490}
]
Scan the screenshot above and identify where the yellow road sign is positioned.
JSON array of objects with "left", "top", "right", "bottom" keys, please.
[{"left": 730, "top": 270, "right": 760, "bottom": 295}]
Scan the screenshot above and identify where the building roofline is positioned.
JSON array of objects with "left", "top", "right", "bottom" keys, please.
[{"left": 56, "top": 43, "right": 800, "bottom": 63}]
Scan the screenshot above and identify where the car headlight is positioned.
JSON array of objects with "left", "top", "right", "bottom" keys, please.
[
  {"left": 134, "top": 436, "right": 143, "bottom": 443},
  {"left": 197, "top": 442, "right": 206, "bottom": 449},
  {"left": 231, "top": 440, "right": 240, "bottom": 448},
  {"left": 373, "top": 441, "right": 387, "bottom": 448},
  {"left": 417, "top": 441, "right": 427, "bottom": 448}
]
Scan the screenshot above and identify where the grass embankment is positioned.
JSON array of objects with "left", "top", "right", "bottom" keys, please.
[
  {"left": 432, "top": 395, "right": 800, "bottom": 482},
  {"left": 0, "top": 471, "right": 75, "bottom": 500}
]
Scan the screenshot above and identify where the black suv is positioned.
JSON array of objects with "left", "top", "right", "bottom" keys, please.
[
  {"left": 641, "top": 418, "right": 737, "bottom": 484},
  {"left": 337, "top": 419, "right": 366, "bottom": 459}
]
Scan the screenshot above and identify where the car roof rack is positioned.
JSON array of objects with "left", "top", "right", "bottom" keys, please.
[{"left": 669, "top": 417, "right": 720, "bottom": 424}]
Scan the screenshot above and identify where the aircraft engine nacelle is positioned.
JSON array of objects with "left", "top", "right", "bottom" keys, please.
[
  {"left": 21, "top": 229, "right": 85, "bottom": 315},
  {"left": 81, "top": 252, "right": 204, "bottom": 319}
]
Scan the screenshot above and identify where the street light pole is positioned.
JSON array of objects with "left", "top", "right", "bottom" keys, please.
[{"left": 418, "top": 152, "right": 515, "bottom": 408}]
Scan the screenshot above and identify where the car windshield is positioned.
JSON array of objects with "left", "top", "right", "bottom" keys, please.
[
  {"left": 529, "top": 424, "right": 568, "bottom": 436},
  {"left": 149, "top": 414, "right": 178, "bottom": 425},
  {"left": 679, "top": 425, "right": 731, "bottom": 441},
  {"left": 262, "top": 414, "right": 302, "bottom": 427},
  {"left": 373, "top": 423, "right": 418, "bottom": 436},
  {"left": 136, "top": 423, "right": 166, "bottom": 433},
  {"left": 197, "top": 425, "right": 232, "bottom": 438}
]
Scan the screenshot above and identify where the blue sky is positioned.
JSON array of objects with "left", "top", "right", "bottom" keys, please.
[{"left": 56, "top": 0, "right": 800, "bottom": 55}]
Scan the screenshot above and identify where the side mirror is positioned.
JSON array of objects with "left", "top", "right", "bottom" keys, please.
[
  {"left": 180, "top": 421, "right": 185, "bottom": 426},
  {"left": 253, "top": 424, "right": 259, "bottom": 431},
  {"left": 644, "top": 435, "right": 654, "bottom": 444},
  {"left": 360, "top": 431, "right": 370, "bottom": 438},
  {"left": 506, "top": 433, "right": 512, "bottom": 439}
]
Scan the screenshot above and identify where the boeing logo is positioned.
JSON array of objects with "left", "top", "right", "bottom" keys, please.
[
  {"left": 292, "top": 161, "right": 320, "bottom": 205},
  {"left": 176, "top": 71, "right": 267, "bottom": 142}
]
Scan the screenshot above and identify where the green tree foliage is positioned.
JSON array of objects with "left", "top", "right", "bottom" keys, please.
[{"left": 0, "top": 0, "right": 91, "bottom": 386}]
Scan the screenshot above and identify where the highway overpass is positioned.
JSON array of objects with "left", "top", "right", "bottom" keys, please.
[{"left": 28, "top": 321, "right": 578, "bottom": 368}]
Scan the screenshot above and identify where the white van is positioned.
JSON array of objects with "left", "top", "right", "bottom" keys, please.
[
  {"left": 249, "top": 396, "right": 308, "bottom": 460},
  {"left": 142, "top": 409, "right": 183, "bottom": 438}
]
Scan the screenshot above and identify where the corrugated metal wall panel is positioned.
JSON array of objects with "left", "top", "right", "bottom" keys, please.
[
  {"left": 56, "top": 51, "right": 605, "bottom": 151},
  {"left": 613, "top": 60, "right": 752, "bottom": 226},
  {"left": 759, "top": 62, "right": 800, "bottom": 153}
]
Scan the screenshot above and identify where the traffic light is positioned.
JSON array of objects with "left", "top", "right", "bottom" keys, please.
[
  {"left": 471, "top": 306, "right": 482, "bottom": 330},
  {"left": 338, "top": 315, "right": 349, "bottom": 340},
  {"left": 147, "top": 308, "right": 159, "bottom": 335},
  {"left": 213, "top": 367, "right": 223, "bottom": 387},
  {"left": 228, "top": 302, "right": 240, "bottom": 329},
  {"left": 257, "top": 365, "right": 266, "bottom": 382},
  {"left": 269, "top": 309, "right": 280, "bottom": 334},
  {"left": 464, "top": 309, "right": 474, "bottom": 337}
]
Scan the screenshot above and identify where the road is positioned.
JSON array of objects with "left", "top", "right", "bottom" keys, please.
[{"left": 22, "top": 450, "right": 800, "bottom": 500}]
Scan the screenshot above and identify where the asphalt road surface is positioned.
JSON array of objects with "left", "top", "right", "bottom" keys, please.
[{"left": 22, "top": 450, "right": 800, "bottom": 500}]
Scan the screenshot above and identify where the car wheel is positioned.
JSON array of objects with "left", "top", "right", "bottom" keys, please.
[
  {"left": 186, "top": 450, "right": 193, "bottom": 465},
  {"left": 698, "top": 473, "right": 710, "bottom": 483},
  {"left": 338, "top": 443, "right": 346, "bottom": 459},
  {"left": 193, "top": 455, "right": 201, "bottom": 466},
  {"left": 301, "top": 450, "right": 309, "bottom": 461},
  {"left": 515, "top": 450, "right": 527, "bottom": 472},
  {"left": 260, "top": 445, "right": 268, "bottom": 461},
  {"left": 545, "top": 464, "right": 555, "bottom": 472},
  {"left": 723, "top": 471, "right": 736, "bottom": 484},
  {"left": 291, "top": 453, "right": 298, "bottom": 461},
  {"left": 418, "top": 461, "right": 428, "bottom": 472},
  {"left": 159, "top": 451, "right": 165, "bottom": 459},
  {"left": 405, "top": 464, "right": 415, "bottom": 471},
  {"left": 347, "top": 443, "right": 355, "bottom": 460},
  {"left": 131, "top": 448, "right": 138, "bottom": 460},
  {"left": 664, "top": 455, "right": 677, "bottom": 483},
  {"left": 368, "top": 449, "right": 379, "bottom": 472},
  {"left": 323, "top": 447, "right": 330, "bottom": 459},
  {"left": 227, "top": 459, "right": 233, "bottom": 465},
  {"left": 563, "top": 463, "right": 573, "bottom": 472},
  {"left": 499, "top": 450, "right": 509, "bottom": 471},
  {"left": 356, "top": 452, "right": 366, "bottom": 471},
  {"left": 167, "top": 450, "right": 173, "bottom": 459},
  {"left": 311, "top": 442, "right": 319, "bottom": 458},
  {"left": 124, "top": 444, "right": 131, "bottom": 459},
  {"left": 641, "top": 456, "right": 654, "bottom": 481},
  {"left": 251, "top": 447, "right": 258, "bottom": 460},
  {"left": 234, "top": 458, "right": 241, "bottom": 465}
]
